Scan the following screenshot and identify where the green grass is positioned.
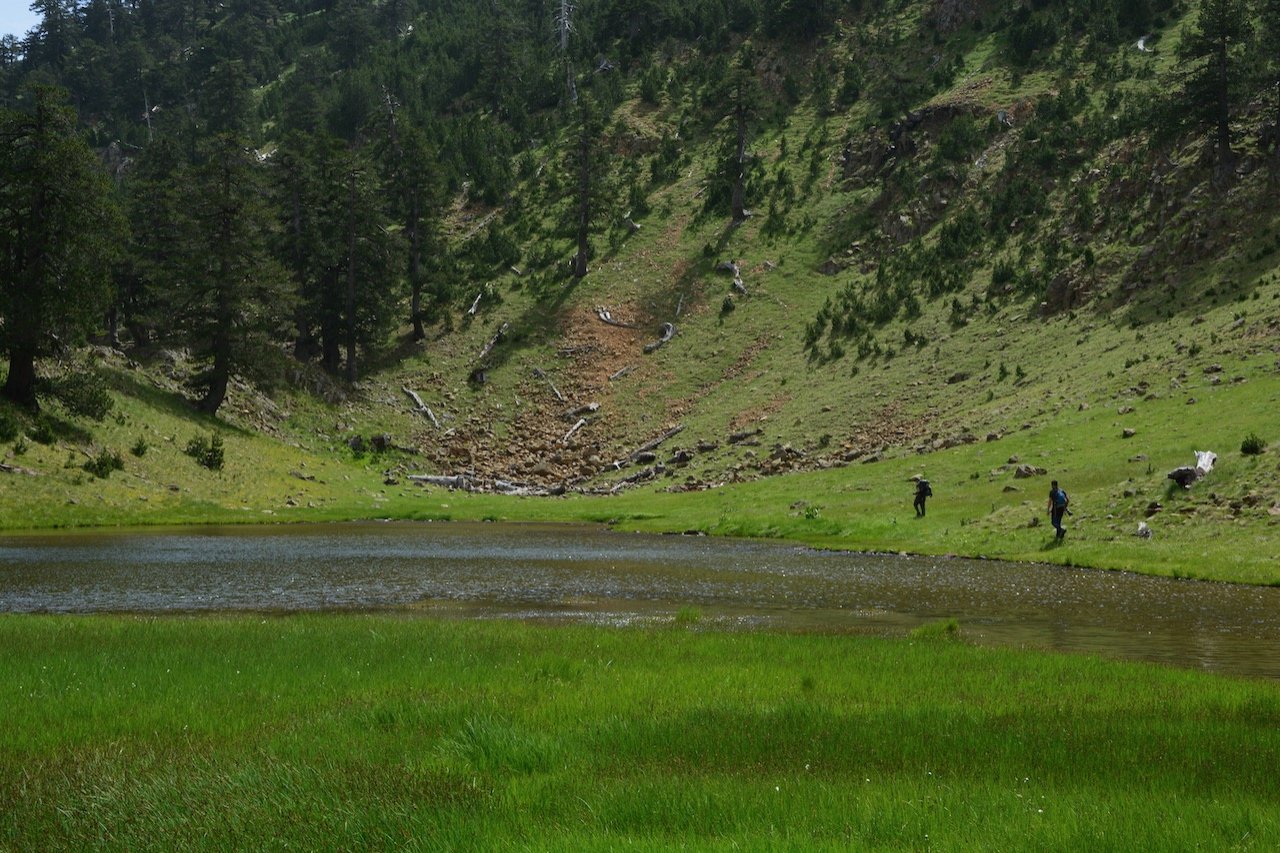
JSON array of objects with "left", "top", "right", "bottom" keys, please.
[
  {"left": 3, "top": 338, "right": 1278, "bottom": 584},
  {"left": 1, "top": 614, "right": 1277, "bottom": 849}
]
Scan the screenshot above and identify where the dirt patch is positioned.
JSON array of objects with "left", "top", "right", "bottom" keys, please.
[
  {"left": 729, "top": 391, "right": 792, "bottom": 432},
  {"left": 410, "top": 303, "right": 655, "bottom": 486}
]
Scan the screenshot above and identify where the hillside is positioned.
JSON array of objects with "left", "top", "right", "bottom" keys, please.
[{"left": 2, "top": 0, "right": 1279, "bottom": 583}]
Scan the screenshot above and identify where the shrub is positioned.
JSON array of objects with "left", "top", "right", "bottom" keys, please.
[
  {"left": 82, "top": 448, "right": 124, "bottom": 479},
  {"left": 184, "top": 433, "right": 225, "bottom": 471},
  {"left": 29, "top": 416, "right": 56, "bottom": 445},
  {"left": 0, "top": 410, "right": 17, "bottom": 442},
  {"left": 1241, "top": 433, "right": 1267, "bottom": 456},
  {"left": 48, "top": 371, "right": 114, "bottom": 421},
  {"left": 674, "top": 606, "right": 702, "bottom": 626},
  {"left": 131, "top": 437, "right": 149, "bottom": 458},
  {"left": 991, "top": 259, "right": 1017, "bottom": 289},
  {"left": 909, "top": 618, "right": 960, "bottom": 641}
]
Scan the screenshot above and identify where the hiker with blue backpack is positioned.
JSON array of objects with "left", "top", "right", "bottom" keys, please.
[{"left": 1047, "top": 480, "right": 1070, "bottom": 539}]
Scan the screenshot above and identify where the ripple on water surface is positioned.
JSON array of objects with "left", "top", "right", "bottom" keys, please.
[{"left": 1, "top": 521, "right": 1278, "bottom": 678}]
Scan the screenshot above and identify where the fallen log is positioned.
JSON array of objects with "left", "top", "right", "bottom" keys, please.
[
  {"left": 0, "top": 462, "right": 38, "bottom": 476},
  {"left": 562, "top": 417, "right": 588, "bottom": 444},
  {"left": 595, "top": 306, "right": 637, "bottom": 328},
  {"left": 562, "top": 402, "right": 600, "bottom": 420},
  {"left": 608, "top": 365, "right": 634, "bottom": 382},
  {"left": 644, "top": 322, "right": 676, "bottom": 354},
  {"left": 634, "top": 424, "right": 685, "bottom": 456},
  {"left": 533, "top": 368, "right": 565, "bottom": 402},
  {"left": 401, "top": 386, "right": 441, "bottom": 429},
  {"left": 478, "top": 322, "right": 508, "bottom": 361},
  {"left": 609, "top": 464, "right": 665, "bottom": 493},
  {"left": 407, "top": 474, "right": 470, "bottom": 490},
  {"left": 467, "top": 292, "right": 483, "bottom": 315},
  {"left": 494, "top": 479, "right": 545, "bottom": 496},
  {"left": 608, "top": 424, "right": 686, "bottom": 470}
]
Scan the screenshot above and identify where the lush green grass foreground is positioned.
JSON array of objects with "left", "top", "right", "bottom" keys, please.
[{"left": 2, "top": 615, "right": 1277, "bottom": 850}]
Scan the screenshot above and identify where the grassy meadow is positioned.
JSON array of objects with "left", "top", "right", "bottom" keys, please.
[
  {"left": 2, "top": 614, "right": 1278, "bottom": 850},
  {"left": 3, "top": 307, "right": 1279, "bottom": 586}
]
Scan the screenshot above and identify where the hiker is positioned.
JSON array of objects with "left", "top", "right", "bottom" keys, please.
[
  {"left": 1047, "top": 479, "right": 1070, "bottom": 539},
  {"left": 913, "top": 478, "right": 932, "bottom": 517}
]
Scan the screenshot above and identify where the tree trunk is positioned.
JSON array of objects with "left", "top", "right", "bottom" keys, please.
[
  {"left": 2, "top": 348, "right": 39, "bottom": 409},
  {"left": 288, "top": 180, "right": 319, "bottom": 361},
  {"left": 344, "top": 167, "right": 359, "bottom": 383},
  {"left": 199, "top": 342, "right": 229, "bottom": 415},
  {"left": 321, "top": 328, "right": 341, "bottom": 375},
  {"left": 573, "top": 119, "right": 591, "bottom": 278},
  {"left": 731, "top": 105, "right": 748, "bottom": 223},
  {"left": 1214, "top": 41, "right": 1234, "bottom": 180},
  {"left": 106, "top": 304, "right": 120, "bottom": 348},
  {"left": 409, "top": 190, "right": 424, "bottom": 341}
]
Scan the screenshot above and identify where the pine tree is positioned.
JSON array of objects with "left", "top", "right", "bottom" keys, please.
[
  {"left": 1260, "top": 0, "right": 1280, "bottom": 160},
  {"left": 286, "top": 136, "right": 403, "bottom": 381},
  {"left": 165, "top": 134, "right": 293, "bottom": 414},
  {"left": 0, "top": 86, "right": 125, "bottom": 408},
  {"left": 26, "top": 0, "right": 77, "bottom": 73},
  {"left": 376, "top": 109, "right": 446, "bottom": 341},
  {"left": 1179, "top": 0, "right": 1252, "bottom": 179},
  {"left": 704, "top": 48, "right": 763, "bottom": 223},
  {"left": 566, "top": 92, "right": 609, "bottom": 278}
]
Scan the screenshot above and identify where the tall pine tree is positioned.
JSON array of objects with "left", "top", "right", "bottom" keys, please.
[
  {"left": 1179, "top": 0, "right": 1252, "bottom": 179},
  {"left": 165, "top": 134, "right": 293, "bottom": 414},
  {"left": 0, "top": 86, "right": 125, "bottom": 408}
]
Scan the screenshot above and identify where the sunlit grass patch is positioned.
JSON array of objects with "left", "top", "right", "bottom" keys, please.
[{"left": 1, "top": 615, "right": 1277, "bottom": 848}]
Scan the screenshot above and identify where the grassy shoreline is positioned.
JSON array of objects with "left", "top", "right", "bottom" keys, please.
[
  {"left": 2, "top": 613, "right": 1278, "bottom": 849},
  {"left": 3, "top": 338, "right": 1278, "bottom": 586}
]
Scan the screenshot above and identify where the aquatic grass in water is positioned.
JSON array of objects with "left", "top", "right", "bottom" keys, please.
[{"left": 1, "top": 615, "right": 1277, "bottom": 848}]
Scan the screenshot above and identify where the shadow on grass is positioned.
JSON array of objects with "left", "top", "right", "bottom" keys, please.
[{"left": 105, "top": 369, "right": 254, "bottom": 437}]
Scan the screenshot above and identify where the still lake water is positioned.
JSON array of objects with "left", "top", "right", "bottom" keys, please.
[{"left": 1, "top": 521, "right": 1278, "bottom": 679}]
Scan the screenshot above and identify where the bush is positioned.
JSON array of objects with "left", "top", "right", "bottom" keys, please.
[
  {"left": 82, "top": 448, "right": 124, "bottom": 479},
  {"left": 909, "top": 618, "right": 960, "bottom": 641},
  {"left": 48, "top": 371, "right": 114, "bottom": 421},
  {"left": 131, "top": 437, "right": 149, "bottom": 458},
  {"left": 0, "top": 410, "right": 17, "bottom": 442},
  {"left": 1241, "top": 433, "right": 1267, "bottom": 456},
  {"left": 29, "top": 416, "right": 56, "bottom": 445},
  {"left": 184, "top": 433, "right": 225, "bottom": 471}
]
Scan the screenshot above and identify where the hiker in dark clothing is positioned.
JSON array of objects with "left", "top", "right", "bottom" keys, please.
[
  {"left": 1047, "top": 480, "right": 1070, "bottom": 539},
  {"left": 913, "top": 478, "right": 933, "bottom": 517}
]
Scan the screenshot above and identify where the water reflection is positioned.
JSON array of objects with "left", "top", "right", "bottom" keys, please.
[{"left": 1, "top": 521, "right": 1278, "bottom": 679}]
